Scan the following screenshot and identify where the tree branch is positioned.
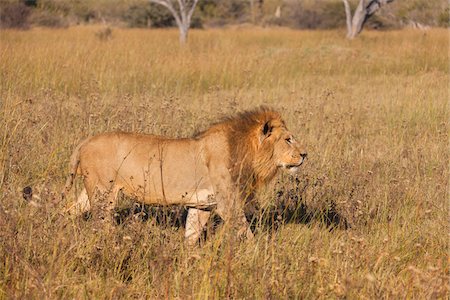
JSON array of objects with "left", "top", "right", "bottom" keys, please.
[
  {"left": 149, "top": 0, "right": 199, "bottom": 43},
  {"left": 366, "top": 0, "right": 394, "bottom": 16},
  {"left": 149, "top": 0, "right": 182, "bottom": 28},
  {"left": 187, "top": 0, "right": 199, "bottom": 20}
]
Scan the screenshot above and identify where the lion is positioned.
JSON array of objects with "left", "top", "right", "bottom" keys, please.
[{"left": 62, "top": 107, "right": 307, "bottom": 245}]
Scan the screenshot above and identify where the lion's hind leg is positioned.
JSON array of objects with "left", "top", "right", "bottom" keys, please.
[
  {"left": 73, "top": 188, "right": 90, "bottom": 216},
  {"left": 89, "top": 185, "right": 121, "bottom": 229},
  {"left": 63, "top": 187, "right": 90, "bottom": 218}
]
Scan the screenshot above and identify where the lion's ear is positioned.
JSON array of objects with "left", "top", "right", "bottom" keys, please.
[{"left": 260, "top": 121, "right": 273, "bottom": 143}]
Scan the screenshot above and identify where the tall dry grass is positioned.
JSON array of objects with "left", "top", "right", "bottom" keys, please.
[{"left": 0, "top": 27, "right": 448, "bottom": 298}]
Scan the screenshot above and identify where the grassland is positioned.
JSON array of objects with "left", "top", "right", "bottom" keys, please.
[{"left": 0, "top": 26, "right": 448, "bottom": 299}]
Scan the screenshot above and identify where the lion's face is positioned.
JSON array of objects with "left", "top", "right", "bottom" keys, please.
[
  {"left": 261, "top": 121, "right": 307, "bottom": 174},
  {"left": 274, "top": 130, "right": 307, "bottom": 174}
]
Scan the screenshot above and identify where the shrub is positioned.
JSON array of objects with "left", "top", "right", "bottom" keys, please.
[
  {"left": 123, "top": 3, "right": 174, "bottom": 28},
  {"left": 198, "top": 0, "right": 250, "bottom": 25},
  {"left": 0, "top": 2, "right": 31, "bottom": 29},
  {"left": 190, "top": 15, "right": 203, "bottom": 29},
  {"left": 221, "top": 0, "right": 250, "bottom": 20},
  {"left": 23, "top": 0, "right": 36, "bottom": 7},
  {"left": 266, "top": 0, "right": 346, "bottom": 29},
  {"left": 71, "top": 3, "right": 97, "bottom": 23},
  {"left": 438, "top": 7, "right": 449, "bottom": 27},
  {"left": 29, "top": 9, "right": 67, "bottom": 28},
  {"left": 36, "top": 0, "right": 71, "bottom": 17}
]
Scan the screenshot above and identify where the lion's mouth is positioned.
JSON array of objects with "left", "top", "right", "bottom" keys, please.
[
  {"left": 286, "top": 163, "right": 302, "bottom": 169},
  {"left": 285, "top": 160, "right": 304, "bottom": 170},
  {"left": 280, "top": 157, "right": 306, "bottom": 171}
]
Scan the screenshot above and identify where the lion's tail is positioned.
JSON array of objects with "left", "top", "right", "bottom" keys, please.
[{"left": 61, "top": 137, "right": 90, "bottom": 200}]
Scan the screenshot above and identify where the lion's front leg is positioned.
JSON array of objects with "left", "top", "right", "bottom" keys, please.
[
  {"left": 185, "top": 208, "right": 211, "bottom": 246},
  {"left": 236, "top": 210, "right": 254, "bottom": 240},
  {"left": 206, "top": 153, "right": 253, "bottom": 241},
  {"left": 213, "top": 186, "right": 254, "bottom": 241},
  {"left": 215, "top": 198, "right": 254, "bottom": 241}
]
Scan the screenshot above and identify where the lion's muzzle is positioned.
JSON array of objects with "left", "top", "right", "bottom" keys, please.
[{"left": 284, "top": 151, "right": 307, "bottom": 173}]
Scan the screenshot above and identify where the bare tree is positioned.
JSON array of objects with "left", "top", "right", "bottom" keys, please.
[
  {"left": 342, "top": 0, "right": 395, "bottom": 39},
  {"left": 149, "top": 0, "right": 199, "bottom": 44}
]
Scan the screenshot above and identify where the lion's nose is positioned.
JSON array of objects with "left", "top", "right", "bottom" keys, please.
[{"left": 300, "top": 151, "right": 307, "bottom": 159}]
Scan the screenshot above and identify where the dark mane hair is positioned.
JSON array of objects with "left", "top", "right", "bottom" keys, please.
[
  {"left": 195, "top": 107, "right": 286, "bottom": 201},
  {"left": 227, "top": 107, "right": 284, "bottom": 185}
]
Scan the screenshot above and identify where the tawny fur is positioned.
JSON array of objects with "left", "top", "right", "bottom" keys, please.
[{"left": 62, "top": 107, "right": 306, "bottom": 244}]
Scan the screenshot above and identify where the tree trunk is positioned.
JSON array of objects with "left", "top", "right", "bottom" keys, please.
[
  {"left": 342, "top": 0, "right": 353, "bottom": 38},
  {"left": 349, "top": 0, "right": 367, "bottom": 39},
  {"left": 343, "top": 0, "right": 394, "bottom": 39},
  {"left": 179, "top": 24, "right": 188, "bottom": 44}
]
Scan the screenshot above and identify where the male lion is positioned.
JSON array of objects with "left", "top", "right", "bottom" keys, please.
[{"left": 62, "top": 107, "right": 307, "bottom": 245}]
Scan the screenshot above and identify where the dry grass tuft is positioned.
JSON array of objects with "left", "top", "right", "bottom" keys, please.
[{"left": 0, "top": 27, "right": 448, "bottom": 298}]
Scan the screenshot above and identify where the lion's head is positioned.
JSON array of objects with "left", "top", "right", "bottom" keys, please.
[
  {"left": 226, "top": 107, "right": 307, "bottom": 192},
  {"left": 262, "top": 117, "right": 307, "bottom": 174}
]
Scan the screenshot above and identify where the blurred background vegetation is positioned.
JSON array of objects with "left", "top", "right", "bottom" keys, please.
[{"left": 0, "top": 0, "right": 448, "bottom": 30}]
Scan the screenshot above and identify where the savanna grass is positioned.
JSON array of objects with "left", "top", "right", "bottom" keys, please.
[{"left": 0, "top": 26, "right": 448, "bottom": 298}]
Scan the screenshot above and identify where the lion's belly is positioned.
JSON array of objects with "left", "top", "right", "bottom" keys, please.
[
  {"left": 121, "top": 175, "right": 216, "bottom": 207},
  {"left": 150, "top": 187, "right": 216, "bottom": 208},
  {"left": 113, "top": 140, "right": 216, "bottom": 207}
]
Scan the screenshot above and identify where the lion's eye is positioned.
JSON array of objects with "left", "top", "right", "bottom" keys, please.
[{"left": 285, "top": 137, "right": 292, "bottom": 144}]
